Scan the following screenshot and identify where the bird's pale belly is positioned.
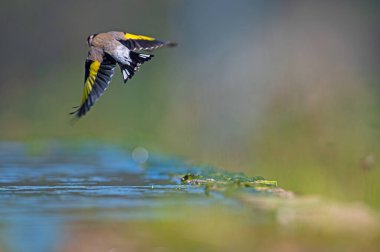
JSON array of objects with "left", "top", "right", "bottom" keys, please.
[{"left": 107, "top": 45, "right": 131, "bottom": 65}]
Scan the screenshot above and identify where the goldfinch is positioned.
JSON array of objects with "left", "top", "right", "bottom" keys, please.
[{"left": 71, "top": 31, "right": 177, "bottom": 118}]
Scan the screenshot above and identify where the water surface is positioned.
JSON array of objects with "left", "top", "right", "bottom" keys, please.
[{"left": 0, "top": 142, "right": 246, "bottom": 252}]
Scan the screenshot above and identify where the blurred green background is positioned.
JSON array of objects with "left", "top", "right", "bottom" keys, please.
[{"left": 0, "top": 0, "right": 379, "bottom": 208}]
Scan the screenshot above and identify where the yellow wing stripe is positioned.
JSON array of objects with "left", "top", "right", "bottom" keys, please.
[
  {"left": 124, "top": 33, "right": 155, "bottom": 41},
  {"left": 81, "top": 61, "right": 100, "bottom": 104}
]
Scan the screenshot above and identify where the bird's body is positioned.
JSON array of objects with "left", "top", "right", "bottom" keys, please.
[{"left": 71, "top": 31, "right": 176, "bottom": 118}]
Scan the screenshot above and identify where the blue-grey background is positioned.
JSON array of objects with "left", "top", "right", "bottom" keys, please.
[{"left": 0, "top": 2, "right": 379, "bottom": 250}]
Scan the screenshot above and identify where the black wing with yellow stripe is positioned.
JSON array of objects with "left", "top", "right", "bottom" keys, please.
[
  {"left": 71, "top": 55, "right": 116, "bottom": 118},
  {"left": 120, "top": 33, "right": 177, "bottom": 51}
]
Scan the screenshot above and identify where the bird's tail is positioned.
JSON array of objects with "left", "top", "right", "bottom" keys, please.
[{"left": 119, "top": 52, "right": 154, "bottom": 83}]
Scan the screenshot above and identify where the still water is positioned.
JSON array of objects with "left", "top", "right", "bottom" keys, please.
[
  {"left": 2, "top": 142, "right": 377, "bottom": 252},
  {"left": 0, "top": 141, "right": 247, "bottom": 252}
]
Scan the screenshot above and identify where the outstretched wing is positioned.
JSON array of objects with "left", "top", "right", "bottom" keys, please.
[
  {"left": 120, "top": 33, "right": 177, "bottom": 51},
  {"left": 71, "top": 55, "right": 116, "bottom": 118}
]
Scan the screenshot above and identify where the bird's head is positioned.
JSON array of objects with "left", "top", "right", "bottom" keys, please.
[{"left": 86, "top": 34, "right": 98, "bottom": 46}]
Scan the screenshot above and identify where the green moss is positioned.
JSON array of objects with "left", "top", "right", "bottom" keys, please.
[{"left": 180, "top": 168, "right": 278, "bottom": 194}]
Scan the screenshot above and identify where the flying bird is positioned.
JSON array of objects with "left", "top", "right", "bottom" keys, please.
[{"left": 71, "top": 31, "right": 177, "bottom": 118}]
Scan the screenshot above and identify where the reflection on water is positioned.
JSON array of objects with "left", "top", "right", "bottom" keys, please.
[{"left": 0, "top": 142, "right": 224, "bottom": 252}]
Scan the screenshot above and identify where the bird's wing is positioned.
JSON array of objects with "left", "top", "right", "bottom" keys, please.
[
  {"left": 71, "top": 54, "right": 116, "bottom": 118},
  {"left": 119, "top": 51, "right": 154, "bottom": 83},
  {"left": 119, "top": 33, "right": 177, "bottom": 51}
]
